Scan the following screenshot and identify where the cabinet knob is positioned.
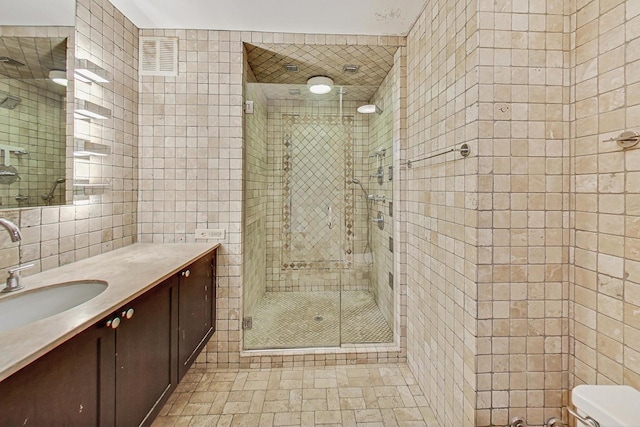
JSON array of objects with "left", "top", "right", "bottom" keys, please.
[
  {"left": 106, "top": 317, "right": 120, "bottom": 329},
  {"left": 183, "top": 269, "right": 191, "bottom": 278},
  {"left": 122, "top": 308, "right": 134, "bottom": 319}
]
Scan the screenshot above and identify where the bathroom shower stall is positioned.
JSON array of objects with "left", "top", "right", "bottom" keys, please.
[{"left": 242, "top": 43, "right": 397, "bottom": 350}]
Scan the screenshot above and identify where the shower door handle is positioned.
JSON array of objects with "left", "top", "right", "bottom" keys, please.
[{"left": 328, "top": 205, "right": 333, "bottom": 229}]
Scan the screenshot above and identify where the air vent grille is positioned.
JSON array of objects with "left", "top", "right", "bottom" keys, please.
[{"left": 139, "top": 37, "right": 178, "bottom": 77}]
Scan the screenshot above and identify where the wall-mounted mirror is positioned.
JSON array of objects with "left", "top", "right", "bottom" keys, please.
[
  {"left": 0, "top": 1, "right": 76, "bottom": 209},
  {"left": 0, "top": 36, "right": 70, "bottom": 208}
]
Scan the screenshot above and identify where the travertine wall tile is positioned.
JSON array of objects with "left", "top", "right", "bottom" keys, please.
[
  {"left": 405, "top": 0, "right": 480, "bottom": 425},
  {"left": 0, "top": 0, "right": 138, "bottom": 274},
  {"left": 138, "top": 28, "right": 405, "bottom": 369},
  {"left": 571, "top": 0, "right": 640, "bottom": 395}
]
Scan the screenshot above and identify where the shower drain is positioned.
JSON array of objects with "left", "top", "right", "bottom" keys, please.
[{"left": 314, "top": 315, "right": 324, "bottom": 322}]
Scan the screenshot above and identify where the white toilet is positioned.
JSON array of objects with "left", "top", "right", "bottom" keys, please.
[{"left": 571, "top": 384, "right": 640, "bottom": 426}]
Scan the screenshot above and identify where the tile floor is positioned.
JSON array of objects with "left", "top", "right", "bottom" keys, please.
[
  {"left": 152, "top": 363, "right": 438, "bottom": 426},
  {"left": 244, "top": 291, "right": 394, "bottom": 349}
]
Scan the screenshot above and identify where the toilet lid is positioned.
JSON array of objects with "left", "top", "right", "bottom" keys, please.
[{"left": 572, "top": 385, "right": 640, "bottom": 426}]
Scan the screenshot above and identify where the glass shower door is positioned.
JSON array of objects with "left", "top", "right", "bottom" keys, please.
[
  {"left": 243, "top": 82, "right": 348, "bottom": 350},
  {"left": 278, "top": 112, "right": 347, "bottom": 348}
]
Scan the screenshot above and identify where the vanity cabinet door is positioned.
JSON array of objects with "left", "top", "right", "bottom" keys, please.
[
  {"left": 114, "top": 275, "right": 178, "bottom": 427},
  {"left": 177, "top": 249, "right": 216, "bottom": 379},
  {"left": 0, "top": 322, "right": 114, "bottom": 427}
]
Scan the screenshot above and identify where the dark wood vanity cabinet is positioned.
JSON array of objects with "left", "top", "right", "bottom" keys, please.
[
  {"left": 0, "top": 248, "right": 216, "bottom": 427},
  {"left": 113, "top": 276, "right": 177, "bottom": 427},
  {"left": 0, "top": 321, "right": 112, "bottom": 426},
  {"left": 0, "top": 273, "right": 176, "bottom": 427},
  {"left": 177, "top": 250, "right": 216, "bottom": 379}
]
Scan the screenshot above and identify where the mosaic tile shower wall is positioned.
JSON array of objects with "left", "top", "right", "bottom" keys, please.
[
  {"left": 282, "top": 115, "right": 353, "bottom": 269},
  {"left": 266, "top": 102, "right": 368, "bottom": 293}
]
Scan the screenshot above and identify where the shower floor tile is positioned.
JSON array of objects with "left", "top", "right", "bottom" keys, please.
[{"left": 244, "top": 291, "right": 393, "bottom": 349}]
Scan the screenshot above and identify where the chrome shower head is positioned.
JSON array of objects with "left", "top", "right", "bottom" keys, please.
[
  {"left": 56, "top": 178, "right": 66, "bottom": 183},
  {"left": 351, "top": 178, "right": 360, "bottom": 184}
]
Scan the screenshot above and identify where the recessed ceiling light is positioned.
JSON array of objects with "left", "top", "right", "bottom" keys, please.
[{"left": 343, "top": 65, "right": 359, "bottom": 74}]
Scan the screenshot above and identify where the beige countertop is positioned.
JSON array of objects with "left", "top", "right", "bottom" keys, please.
[{"left": 0, "top": 242, "right": 219, "bottom": 382}]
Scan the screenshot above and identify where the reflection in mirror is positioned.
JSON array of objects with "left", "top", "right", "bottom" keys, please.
[{"left": 0, "top": 36, "right": 68, "bottom": 208}]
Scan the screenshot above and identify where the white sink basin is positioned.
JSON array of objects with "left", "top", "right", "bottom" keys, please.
[{"left": 0, "top": 280, "right": 108, "bottom": 333}]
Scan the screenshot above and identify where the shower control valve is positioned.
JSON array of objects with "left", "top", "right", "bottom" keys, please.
[{"left": 372, "top": 211, "right": 385, "bottom": 230}]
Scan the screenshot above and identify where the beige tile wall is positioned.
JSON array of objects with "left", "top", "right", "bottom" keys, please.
[
  {"left": 570, "top": 0, "right": 640, "bottom": 392},
  {"left": 404, "top": 0, "right": 480, "bottom": 425},
  {"left": 12, "top": 1, "right": 640, "bottom": 424},
  {"left": 368, "top": 69, "right": 395, "bottom": 329},
  {"left": 475, "top": 1, "right": 571, "bottom": 425},
  {"left": 0, "top": 0, "right": 138, "bottom": 275},
  {"left": 406, "top": 0, "right": 572, "bottom": 425},
  {"left": 138, "top": 29, "right": 405, "bottom": 369},
  {"left": 138, "top": 28, "right": 245, "bottom": 369}
]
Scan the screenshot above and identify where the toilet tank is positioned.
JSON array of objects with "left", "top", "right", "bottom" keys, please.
[{"left": 571, "top": 385, "right": 640, "bottom": 427}]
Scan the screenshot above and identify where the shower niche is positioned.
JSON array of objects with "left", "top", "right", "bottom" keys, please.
[{"left": 242, "top": 42, "right": 398, "bottom": 350}]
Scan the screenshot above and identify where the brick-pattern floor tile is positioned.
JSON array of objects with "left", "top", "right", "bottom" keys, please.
[{"left": 152, "top": 364, "right": 437, "bottom": 427}]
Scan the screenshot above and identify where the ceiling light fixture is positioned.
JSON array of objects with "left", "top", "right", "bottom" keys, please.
[
  {"left": 49, "top": 70, "right": 68, "bottom": 87},
  {"left": 357, "top": 104, "right": 383, "bottom": 114},
  {"left": 307, "top": 76, "right": 333, "bottom": 94}
]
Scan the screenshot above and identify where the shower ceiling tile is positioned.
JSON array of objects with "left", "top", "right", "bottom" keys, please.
[
  {"left": 245, "top": 43, "right": 398, "bottom": 88},
  {"left": 0, "top": 37, "right": 67, "bottom": 96},
  {"left": 257, "top": 84, "right": 375, "bottom": 102}
]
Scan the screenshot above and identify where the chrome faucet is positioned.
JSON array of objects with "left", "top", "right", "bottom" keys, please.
[
  {"left": 3, "top": 264, "right": 33, "bottom": 292},
  {"left": 0, "top": 218, "right": 21, "bottom": 242},
  {"left": 0, "top": 218, "right": 32, "bottom": 292}
]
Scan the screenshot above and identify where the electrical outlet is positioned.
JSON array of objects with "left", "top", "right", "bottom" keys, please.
[{"left": 195, "top": 229, "right": 225, "bottom": 240}]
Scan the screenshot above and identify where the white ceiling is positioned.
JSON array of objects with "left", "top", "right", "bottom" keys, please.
[
  {"left": 1, "top": 0, "right": 76, "bottom": 26},
  {"left": 1, "top": 0, "right": 426, "bottom": 36},
  {"left": 107, "top": 0, "right": 426, "bottom": 35}
]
